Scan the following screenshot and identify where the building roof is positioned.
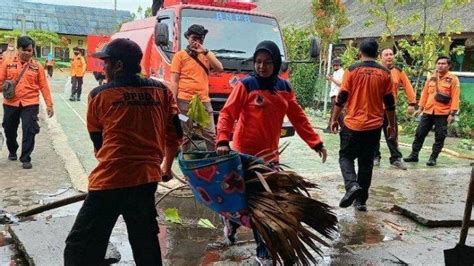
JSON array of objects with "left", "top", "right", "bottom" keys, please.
[
  {"left": 0, "top": 0, "right": 133, "bottom": 36},
  {"left": 255, "top": 0, "right": 474, "bottom": 39},
  {"left": 255, "top": 0, "right": 312, "bottom": 28},
  {"left": 340, "top": 0, "right": 474, "bottom": 40}
]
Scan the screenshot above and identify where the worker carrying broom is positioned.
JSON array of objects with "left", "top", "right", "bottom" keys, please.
[{"left": 216, "top": 40, "right": 327, "bottom": 265}]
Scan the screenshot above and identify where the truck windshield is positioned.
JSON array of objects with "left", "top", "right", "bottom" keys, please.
[{"left": 181, "top": 9, "right": 286, "bottom": 60}]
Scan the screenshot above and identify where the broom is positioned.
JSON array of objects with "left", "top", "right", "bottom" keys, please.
[
  {"left": 242, "top": 156, "right": 338, "bottom": 265},
  {"left": 178, "top": 110, "right": 337, "bottom": 265}
]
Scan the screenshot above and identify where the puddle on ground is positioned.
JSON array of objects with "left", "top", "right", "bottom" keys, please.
[
  {"left": 370, "top": 185, "right": 407, "bottom": 206},
  {"left": 337, "top": 221, "right": 384, "bottom": 246},
  {"left": 157, "top": 194, "right": 255, "bottom": 265},
  {"left": 334, "top": 214, "right": 386, "bottom": 248}
]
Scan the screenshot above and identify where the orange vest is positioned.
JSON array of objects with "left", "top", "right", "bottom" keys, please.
[
  {"left": 87, "top": 76, "right": 182, "bottom": 190},
  {"left": 0, "top": 56, "right": 53, "bottom": 108},
  {"left": 70, "top": 55, "right": 86, "bottom": 77},
  {"left": 341, "top": 60, "right": 393, "bottom": 131},
  {"left": 419, "top": 72, "right": 460, "bottom": 115}
]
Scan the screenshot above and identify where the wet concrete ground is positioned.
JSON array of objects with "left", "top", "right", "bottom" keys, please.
[{"left": 0, "top": 71, "right": 473, "bottom": 265}]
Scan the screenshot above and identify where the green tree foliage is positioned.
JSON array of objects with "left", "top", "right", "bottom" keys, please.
[
  {"left": 361, "top": 0, "right": 473, "bottom": 138},
  {"left": 339, "top": 41, "right": 359, "bottom": 68},
  {"left": 0, "top": 29, "right": 21, "bottom": 40},
  {"left": 145, "top": 7, "right": 153, "bottom": 18},
  {"left": 282, "top": 26, "right": 321, "bottom": 108},
  {"left": 137, "top": 6, "right": 144, "bottom": 19},
  {"left": 27, "top": 29, "right": 61, "bottom": 47},
  {"left": 116, "top": 6, "right": 153, "bottom": 30},
  {"left": 311, "top": 0, "right": 350, "bottom": 74},
  {"left": 281, "top": 1, "right": 350, "bottom": 109},
  {"left": 453, "top": 100, "right": 474, "bottom": 138},
  {"left": 361, "top": 0, "right": 469, "bottom": 91}
]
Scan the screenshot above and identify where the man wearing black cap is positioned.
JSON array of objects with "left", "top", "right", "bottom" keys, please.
[
  {"left": 170, "top": 24, "right": 223, "bottom": 151},
  {"left": 64, "top": 38, "right": 183, "bottom": 265}
]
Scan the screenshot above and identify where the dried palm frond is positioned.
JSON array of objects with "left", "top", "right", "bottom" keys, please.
[{"left": 245, "top": 159, "right": 338, "bottom": 265}]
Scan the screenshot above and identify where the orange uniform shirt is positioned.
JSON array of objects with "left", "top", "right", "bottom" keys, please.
[
  {"left": 0, "top": 56, "right": 53, "bottom": 108},
  {"left": 87, "top": 76, "right": 182, "bottom": 190},
  {"left": 45, "top": 59, "right": 55, "bottom": 67},
  {"left": 217, "top": 76, "right": 322, "bottom": 162},
  {"left": 340, "top": 60, "right": 393, "bottom": 131},
  {"left": 170, "top": 50, "right": 210, "bottom": 102},
  {"left": 390, "top": 67, "right": 416, "bottom": 104},
  {"left": 419, "top": 72, "right": 460, "bottom": 115},
  {"left": 70, "top": 55, "right": 86, "bottom": 77}
]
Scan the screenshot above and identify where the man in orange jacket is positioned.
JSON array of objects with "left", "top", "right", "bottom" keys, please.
[
  {"left": 70, "top": 47, "right": 86, "bottom": 101},
  {"left": 374, "top": 48, "right": 417, "bottom": 170},
  {"left": 64, "top": 39, "right": 182, "bottom": 265},
  {"left": 331, "top": 39, "right": 396, "bottom": 212},
  {"left": 0, "top": 36, "right": 54, "bottom": 169},
  {"left": 170, "top": 24, "right": 223, "bottom": 152},
  {"left": 404, "top": 56, "right": 460, "bottom": 166}
]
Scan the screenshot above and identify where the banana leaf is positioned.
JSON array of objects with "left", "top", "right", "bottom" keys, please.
[{"left": 187, "top": 95, "right": 210, "bottom": 128}]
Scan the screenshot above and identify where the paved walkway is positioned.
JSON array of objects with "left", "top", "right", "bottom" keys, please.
[
  {"left": 0, "top": 99, "right": 73, "bottom": 265},
  {"left": 0, "top": 71, "right": 473, "bottom": 265},
  {"left": 0, "top": 72, "right": 136, "bottom": 265}
]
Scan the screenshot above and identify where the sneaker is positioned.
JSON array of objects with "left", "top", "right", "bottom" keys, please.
[
  {"left": 426, "top": 156, "right": 437, "bottom": 166},
  {"left": 354, "top": 200, "right": 368, "bottom": 212},
  {"left": 69, "top": 97, "right": 76, "bottom": 102},
  {"left": 373, "top": 156, "right": 381, "bottom": 166},
  {"left": 22, "top": 162, "right": 32, "bottom": 169},
  {"left": 403, "top": 154, "right": 419, "bottom": 162},
  {"left": 76, "top": 97, "right": 81, "bottom": 101},
  {"left": 339, "top": 184, "right": 362, "bottom": 208},
  {"left": 256, "top": 256, "right": 273, "bottom": 266},
  {"left": 8, "top": 153, "right": 17, "bottom": 161},
  {"left": 391, "top": 160, "right": 407, "bottom": 170}
]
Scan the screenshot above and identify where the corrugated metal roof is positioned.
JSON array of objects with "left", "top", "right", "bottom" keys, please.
[
  {"left": 255, "top": 0, "right": 312, "bottom": 28},
  {"left": 340, "top": 0, "right": 474, "bottom": 40},
  {"left": 255, "top": 0, "right": 474, "bottom": 39},
  {"left": 0, "top": 0, "right": 133, "bottom": 36}
]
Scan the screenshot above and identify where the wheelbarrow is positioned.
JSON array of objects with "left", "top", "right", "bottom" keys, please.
[{"left": 444, "top": 164, "right": 474, "bottom": 265}]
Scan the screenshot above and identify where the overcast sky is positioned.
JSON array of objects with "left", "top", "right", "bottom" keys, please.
[{"left": 27, "top": 0, "right": 151, "bottom": 14}]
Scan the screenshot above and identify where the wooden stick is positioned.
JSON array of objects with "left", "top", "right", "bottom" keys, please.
[
  {"left": 171, "top": 170, "right": 187, "bottom": 184},
  {"left": 155, "top": 184, "right": 189, "bottom": 206},
  {"left": 16, "top": 193, "right": 87, "bottom": 218},
  {"left": 459, "top": 166, "right": 474, "bottom": 245}
]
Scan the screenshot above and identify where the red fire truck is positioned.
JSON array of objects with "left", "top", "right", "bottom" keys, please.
[{"left": 112, "top": 0, "right": 295, "bottom": 136}]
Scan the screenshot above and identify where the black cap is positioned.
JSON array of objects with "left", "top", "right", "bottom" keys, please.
[
  {"left": 184, "top": 24, "right": 208, "bottom": 39},
  {"left": 92, "top": 38, "right": 143, "bottom": 65},
  {"left": 332, "top": 58, "right": 341, "bottom": 65}
]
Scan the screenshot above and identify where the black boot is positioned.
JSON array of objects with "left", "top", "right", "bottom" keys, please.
[
  {"left": 8, "top": 153, "right": 17, "bottom": 161},
  {"left": 403, "top": 153, "right": 419, "bottom": 162},
  {"left": 339, "top": 184, "right": 362, "bottom": 208},
  {"left": 426, "top": 155, "right": 437, "bottom": 166},
  {"left": 353, "top": 199, "right": 367, "bottom": 212}
]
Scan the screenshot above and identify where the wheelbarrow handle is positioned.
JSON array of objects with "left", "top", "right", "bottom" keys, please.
[{"left": 459, "top": 165, "right": 474, "bottom": 245}]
